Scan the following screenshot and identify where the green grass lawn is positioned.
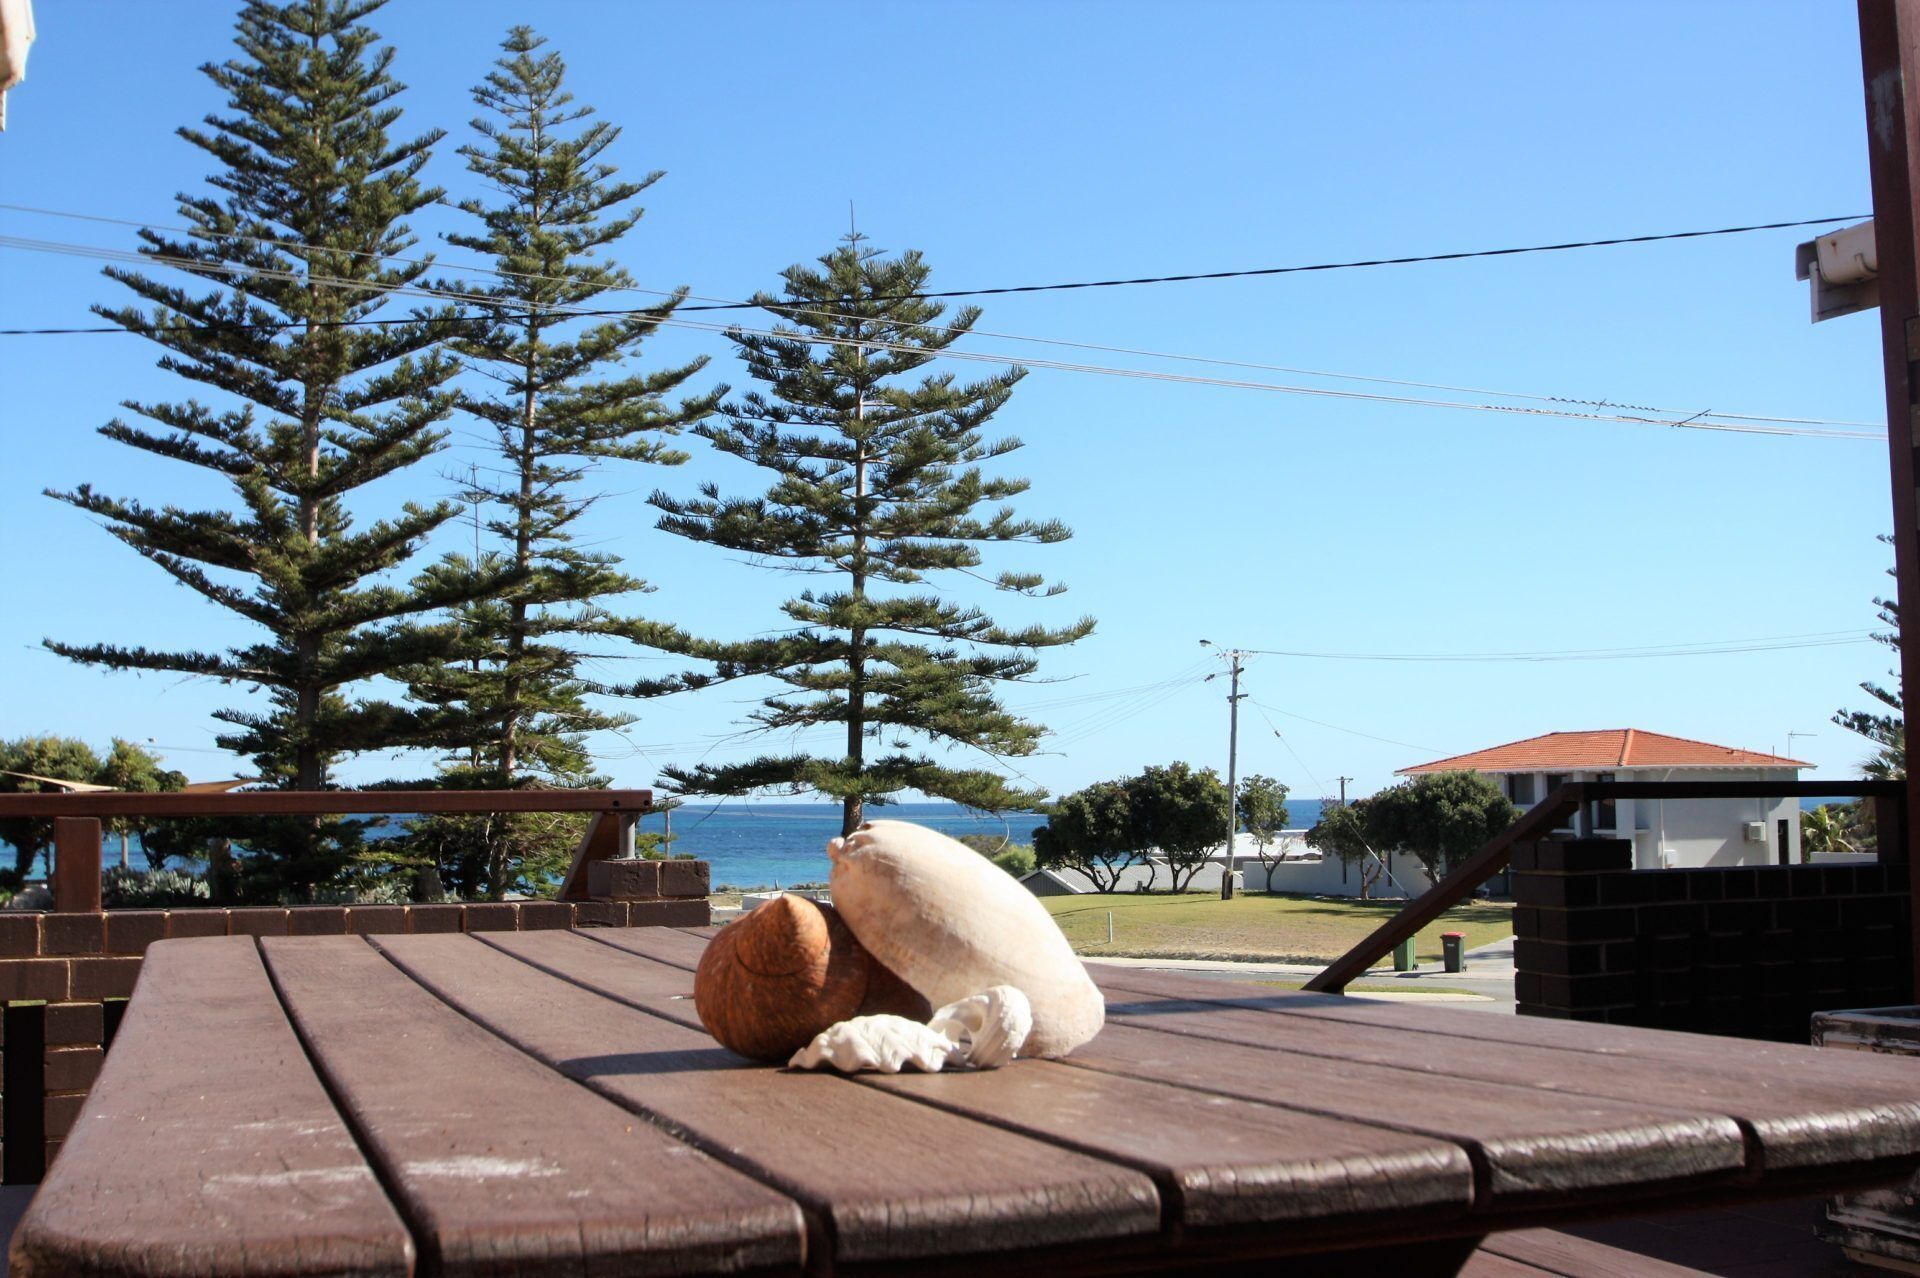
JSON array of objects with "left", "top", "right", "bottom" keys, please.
[{"left": 1041, "top": 891, "right": 1513, "bottom": 964}]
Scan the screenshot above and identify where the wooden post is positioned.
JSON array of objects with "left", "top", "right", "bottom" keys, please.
[
  {"left": 557, "top": 811, "right": 638, "bottom": 902},
  {"left": 52, "top": 818, "right": 102, "bottom": 914},
  {"left": 1858, "top": 0, "right": 1920, "bottom": 995},
  {"left": 1879, "top": 792, "right": 1909, "bottom": 864}
]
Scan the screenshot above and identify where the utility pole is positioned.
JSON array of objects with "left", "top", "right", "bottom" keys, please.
[
  {"left": 1858, "top": 0, "right": 1920, "bottom": 992},
  {"left": 1201, "top": 641, "right": 1247, "bottom": 895},
  {"left": 1226, "top": 648, "right": 1243, "bottom": 853},
  {"left": 1336, "top": 776, "right": 1352, "bottom": 807}
]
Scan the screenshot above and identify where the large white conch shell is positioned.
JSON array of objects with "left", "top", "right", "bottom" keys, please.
[
  {"left": 828, "top": 821, "right": 1104, "bottom": 1057},
  {"left": 929, "top": 985, "right": 1032, "bottom": 1070},
  {"left": 788, "top": 1014, "right": 960, "bottom": 1073}
]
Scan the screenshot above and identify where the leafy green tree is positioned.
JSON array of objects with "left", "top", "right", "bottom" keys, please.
[
  {"left": 400, "top": 27, "right": 719, "bottom": 898},
  {"left": 652, "top": 234, "right": 1092, "bottom": 834},
  {"left": 1305, "top": 800, "right": 1382, "bottom": 898},
  {"left": 93, "top": 739, "right": 189, "bottom": 868},
  {"left": 1360, "top": 770, "right": 1517, "bottom": 881},
  {"left": 0, "top": 738, "right": 187, "bottom": 885},
  {"left": 42, "top": 0, "right": 493, "bottom": 898},
  {"left": 1125, "top": 762, "right": 1230, "bottom": 892},
  {"left": 1834, "top": 537, "right": 1903, "bottom": 780},
  {"left": 1236, "top": 773, "right": 1290, "bottom": 890},
  {"left": 0, "top": 737, "right": 104, "bottom": 888},
  {"left": 1033, "top": 780, "right": 1143, "bottom": 893}
]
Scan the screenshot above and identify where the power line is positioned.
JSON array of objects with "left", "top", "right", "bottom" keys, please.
[
  {"left": 0, "top": 235, "right": 1882, "bottom": 442},
  {"left": 681, "top": 215, "right": 1877, "bottom": 305},
  {"left": 0, "top": 208, "right": 1884, "bottom": 432},
  {"left": 2, "top": 200, "right": 1864, "bottom": 305},
  {"left": 1247, "top": 702, "right": 1445, "bottom": 754}
]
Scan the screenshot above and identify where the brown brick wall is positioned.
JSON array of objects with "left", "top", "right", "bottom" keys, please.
[
  {"left": 2, "top": 887, "right": 711, "bottom": 1182},
  {"left": 1512, "top": 838, "right": 1912, "bottom": 1040}
]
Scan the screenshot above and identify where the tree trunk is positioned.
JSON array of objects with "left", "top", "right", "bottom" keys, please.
[{"left": 842, "top": 319, "right": 869, "bottom": 838}]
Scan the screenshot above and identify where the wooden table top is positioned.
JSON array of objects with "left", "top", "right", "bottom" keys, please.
[{"left": 15, "top": 927, "right": 1920, "bottom": 1278}]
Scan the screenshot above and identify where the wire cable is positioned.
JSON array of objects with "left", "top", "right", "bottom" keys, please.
[
  {"left": 1247, "top": 702, "right": 1445, "bottom": 754},
  {"left": 0, "top": 207, "right": 1883, "bottom": 432},
  {"left": 685, "top": 214, "right": 1876, "bottom": 305},
  {"left": 0, "top": 235, "right": 1883, "bottom": 442},
  {"left": 2, "top": 200, "right": 1863, "bottom": 304}
]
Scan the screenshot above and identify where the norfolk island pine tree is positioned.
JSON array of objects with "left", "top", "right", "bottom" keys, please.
[
  {"left": 399, "top": 27, "right": 721, "bottom": 899},
  {"left": 42, "top": 0, "right": 501, "bottom": 897},
  {"left": 650, "top": 233, "right": 1094, "bottom": 836}
]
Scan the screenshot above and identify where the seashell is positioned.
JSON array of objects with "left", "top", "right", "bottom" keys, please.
[
  {"left": 788, "top": 1014, "right": 962, "bottom": 1073},
  {"left": 929, "top": 985, "right": 1033, "bottom": 1069},
  {"left": 829, "top": 821, "right": 1105, "bottom": 1058},
  {"left": 694, "top": 894, "right": 873, "bottom": 1062}
]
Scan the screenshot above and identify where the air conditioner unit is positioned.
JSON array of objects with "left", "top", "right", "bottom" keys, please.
[
  {"left": 1743, "top": 821, "right": 1767, "bottom": 844},
  {"left": 1796, "top": 220, "right": 1880, "bottom": 322}
]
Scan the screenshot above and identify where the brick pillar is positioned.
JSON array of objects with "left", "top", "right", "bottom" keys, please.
[{"left": 1511, "top": 838, "right": 1638, "bottom": 1021}]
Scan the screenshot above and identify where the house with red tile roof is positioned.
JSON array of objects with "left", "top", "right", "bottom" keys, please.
[{"left": 1398, "top": 729, "right": 1810, "bottom": 869}]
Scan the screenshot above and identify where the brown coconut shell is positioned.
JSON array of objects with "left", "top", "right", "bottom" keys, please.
[
  {"left": 857, "top": 948, "right": 933, "bottom": 1021},
  {"left": 695, "top": 895, "right": 874, "bottom": 1061}
]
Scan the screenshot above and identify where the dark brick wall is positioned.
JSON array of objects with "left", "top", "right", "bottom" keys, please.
[{"left": 1512, "top": 838, "right": 1911, "bottom": 1041}]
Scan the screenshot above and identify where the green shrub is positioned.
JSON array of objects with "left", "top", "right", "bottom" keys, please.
[
  {"left": 991, "top": 844, "right": 1037, "bottom": 877},
  {"left": 103, "top": 866, "right": 210, "bottom": 909}
]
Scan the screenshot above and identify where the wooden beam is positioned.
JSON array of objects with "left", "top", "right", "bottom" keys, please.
[
  {"left": 1858, "top": 0, "right": 1920, "bottom": 995},
  {"left": 1303, "top": 786, "right": 1585, "bottom": 994},
  {"left": 53, "top": 817, "right": 102, "bottom": 914},
  {"left": 0, "top": 789, "right": 652, "bottom": 819}
]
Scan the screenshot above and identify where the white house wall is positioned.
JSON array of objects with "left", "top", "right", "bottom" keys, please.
[{"left": 1499, "top": 766, "right": 1803, "bottom": 869}]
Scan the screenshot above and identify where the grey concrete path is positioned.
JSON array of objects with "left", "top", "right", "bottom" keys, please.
[{"left": 1087, "top": 934, "right": 1520, "bottom": 1012}]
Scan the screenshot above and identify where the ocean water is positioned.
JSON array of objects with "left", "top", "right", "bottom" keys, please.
[
  {"left": 666, "top": 803, "right": 1048, "bottom": 889},
  {"left": 22, "top": 793, "right": 1863, "bottom": 890},
  {"left": 661, "top": 798, "right": 1337, "bottom": 889},
  {"left": 4, "top": 803, "right": 1053, "bottom": 891}
]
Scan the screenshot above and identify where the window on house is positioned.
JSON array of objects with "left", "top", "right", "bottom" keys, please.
[
  {"left": 1591, "top": 771, "right": 1617, "bottom": 831},
  {"left": 1544, "top": 774, "right": 1572, "bottom": 829},
  {"left": 1504, "top": 774, "right": 1533, "bottom": 804}
]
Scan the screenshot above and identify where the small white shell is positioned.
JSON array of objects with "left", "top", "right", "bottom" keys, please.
[
  {"left": 929, "top": 986, "right": 1033, "bottom": 1069},
  {"left": 788, "top": 1014, "right": 961, "bottom": 1073}
]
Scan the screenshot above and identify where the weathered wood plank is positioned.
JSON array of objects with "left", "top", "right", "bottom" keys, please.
[
  {"left": 477, "top": 930, "right": 707, "bottom": 1027},
  {"left": 1105, "top": 967, "right": 1920, "bottom": 1082},
  {"left": 492, "top": 932, "right": 1476, "bottom": 1233},
  {"left": 1063, "top": 1022, "right": 1745, "bottom": 1208},
  {"left": 372, "top": 934, "right": 1162, "bottom": 1266},
  {"left": 478, "top": 935, "right": 1498, "bottom": 1254},
  {"left": 1479, "top": 1228, "right": 1715, "bottom": 1277},
  {"left": 576, "top": 921, "right": 711, "bottom": 971},
  {"left": 260, "top": 936, "right": 805, "bottom": 1278},
  {"left": 1090, "top": 974, "right": 1920, "bottom": 1178},
  {"left": 10, "top": 937, "right": 414, "bottom": 1278},
  {"left": 863, "top": 1060, "right": 1471, "bottom": 1231},
  {"left": 1459, "top": 1250, "right": 1559, "bottom": 1277},
  {"left": 1096, "top": 966, "right": 1920, "bottom": 1103}
]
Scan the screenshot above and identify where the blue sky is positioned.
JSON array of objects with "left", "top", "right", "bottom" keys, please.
[{"left": 0, "top": 0, "right": 1899, "bottom": 805}]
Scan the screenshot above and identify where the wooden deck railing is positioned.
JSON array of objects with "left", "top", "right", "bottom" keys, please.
[
  {"left": 1303, "top": 779, "right": 1904, "bottom": 994},
  {"left": 0, "top": 789, "right": 654, "bottom": 912}
]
